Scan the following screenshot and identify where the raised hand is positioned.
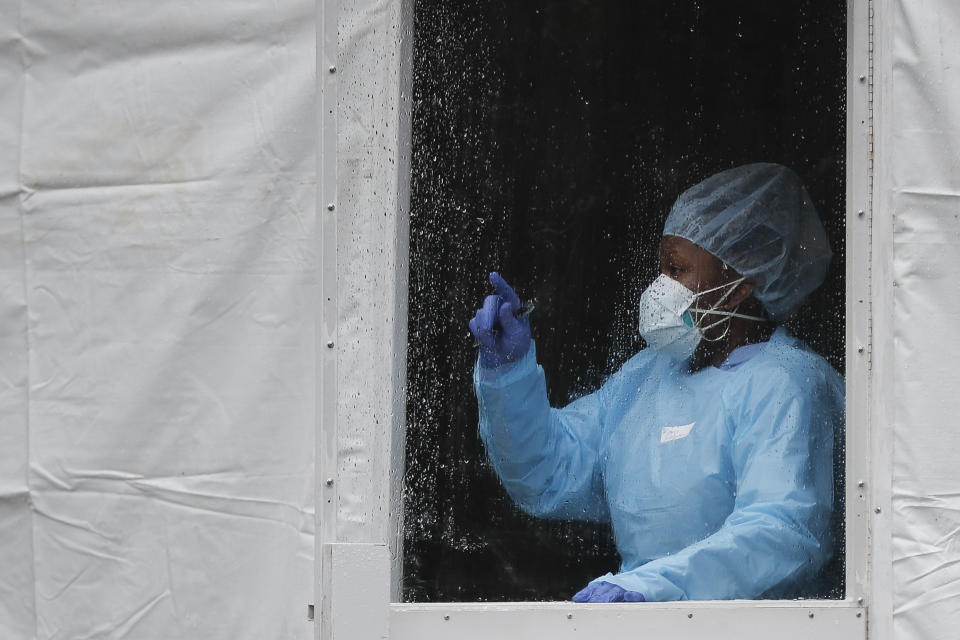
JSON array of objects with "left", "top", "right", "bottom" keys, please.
[{"left": 468, "top": 272, "right": 532, "bottom": 368}]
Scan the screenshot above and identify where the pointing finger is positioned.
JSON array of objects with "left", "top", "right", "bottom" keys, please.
[{"left": 489, "top": 272, "right": 521, "bottom": 309}]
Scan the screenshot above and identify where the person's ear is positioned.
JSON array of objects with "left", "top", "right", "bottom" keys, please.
[{"left": 722, "top": 281, "right": 755, "bottom": 310}]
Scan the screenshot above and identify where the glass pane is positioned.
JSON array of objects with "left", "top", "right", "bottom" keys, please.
[{"left": 404, "top": 0, "right": 846, "bottom": 603}]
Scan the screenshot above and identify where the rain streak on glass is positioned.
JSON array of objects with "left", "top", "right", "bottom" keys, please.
[{"left": 403, "top": 0, "right": 846, "bottom": 602}]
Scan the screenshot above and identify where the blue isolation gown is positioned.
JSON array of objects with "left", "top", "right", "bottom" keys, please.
[{"left": 474, "top": 327, "right": 844, "bottom": 601}]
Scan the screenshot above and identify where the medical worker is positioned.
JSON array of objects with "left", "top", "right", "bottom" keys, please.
[{"left": 468, "top": 163, "right": 844, "bottom": 602}]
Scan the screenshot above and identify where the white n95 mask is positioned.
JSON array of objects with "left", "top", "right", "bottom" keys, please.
[{"left": 637, "top": 274, "right": 763, "bottom": 360}]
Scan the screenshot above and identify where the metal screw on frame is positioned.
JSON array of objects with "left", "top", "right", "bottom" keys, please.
[
  {"left": 327, "top": 203, "right": 336, "bottom": 211},
  {"left": 326, "top": 341, "right": 335, "bottom": 349},
  {"left": 329, "top": 65, "right": 337, "bottom": 74}
]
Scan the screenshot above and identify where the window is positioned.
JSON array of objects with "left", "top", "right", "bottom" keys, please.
[
  {"left": 318, "top": 0, "right": 871, "bottom": 637},
  {"left": 405, "top": 0, "right": 847, "bottom": 603}
]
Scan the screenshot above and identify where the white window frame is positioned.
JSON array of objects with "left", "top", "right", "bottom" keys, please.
[{"left": 316, "top": 0, "right": 875, "bottom": 638}]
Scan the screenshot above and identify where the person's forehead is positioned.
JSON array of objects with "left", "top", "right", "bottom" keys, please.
[
  {"left": 660, "top": 235, "right": 715, "bottom": 261},
  {"left": 660, "top": 235, "right": 726, "bottom": 276}
]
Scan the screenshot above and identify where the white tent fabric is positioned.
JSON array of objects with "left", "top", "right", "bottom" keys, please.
[
  {"left": 886, "top": 1, "right": 960, "bottom": 638},
  {"left": 1, "top": 2, "right": 316, "bottom": 638}
]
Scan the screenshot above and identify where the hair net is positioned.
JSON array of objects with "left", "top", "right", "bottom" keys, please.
[{"left": 662, "top": 163, "right": 832, "bottom": 320}]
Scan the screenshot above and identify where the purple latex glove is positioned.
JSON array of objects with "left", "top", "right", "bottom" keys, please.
[
  {"left": 468, "top": 272, "right": 531, "bottom": 368},
  {"left": 572, "top": 581, "right": 646, "bottom": 603}
]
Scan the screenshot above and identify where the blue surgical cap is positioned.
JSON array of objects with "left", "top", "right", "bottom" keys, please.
[{"left": 663, "top": 163, "right": 832, "bottom": 320}]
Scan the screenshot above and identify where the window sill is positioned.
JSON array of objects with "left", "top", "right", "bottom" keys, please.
[{"left": 389, "top": 600, "right": 865, "bottom": 640}]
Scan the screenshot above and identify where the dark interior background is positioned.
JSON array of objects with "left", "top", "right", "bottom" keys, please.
[{"left": 403, "top": 0, "right": 847, "bottom": 602}]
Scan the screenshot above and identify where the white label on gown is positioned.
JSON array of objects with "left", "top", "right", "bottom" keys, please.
[{"left": 660, "top": 422, "right": 696, "bottom": 443}]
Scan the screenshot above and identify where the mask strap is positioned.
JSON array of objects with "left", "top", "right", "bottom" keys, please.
[
  {"left": 698, "top": 308, "right": 735, "bottom": 342},
  {"left": 692, "top": 276, "right": 767, "bottom": 321},
  {"left": 690, "top": 308, "right": 768, "bottom": 322},
  {"left": 693, "top": 276, "right": 745, "bottom": 300},
  {"left": 692, "top": 276, "right": 766, "bottom": 342}
]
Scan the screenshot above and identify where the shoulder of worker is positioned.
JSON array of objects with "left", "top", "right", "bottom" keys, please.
[{"left": 732, "top": 326, "right": 844, "bottom": 404}]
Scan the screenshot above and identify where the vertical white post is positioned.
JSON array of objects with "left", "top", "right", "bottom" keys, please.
[
  {"left": 317, "top": 0, "right": 413, "bottom": 636},
  {"left": 844, "top": 0, "right": 873, "bottom": 612},
  {"left": 317, "top": 0, "right": 340, "bottom": 637}
]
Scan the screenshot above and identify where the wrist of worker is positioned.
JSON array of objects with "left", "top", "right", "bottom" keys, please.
[{"left": 475, "top": 341, "right": 537, "bottom": 381}]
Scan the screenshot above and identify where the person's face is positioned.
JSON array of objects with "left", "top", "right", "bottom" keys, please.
[{"left": 658, "top": 234, "right": 743, "bottom": 315}]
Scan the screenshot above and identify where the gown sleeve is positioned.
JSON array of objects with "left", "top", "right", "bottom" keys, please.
[
  {"left": 474, "top": 341, "right": 611, "bottom": 522},
  {"left": 593, "top": 363, "right": 842, "bottom": 601}
]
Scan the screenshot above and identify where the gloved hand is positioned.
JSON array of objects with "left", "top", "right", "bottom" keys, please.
[
  {"left": 468, "top": 272, "right": 531, "bottom": 368},
  {"left": 571, "top": 581, "right": 646, "bottom": 603}
]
